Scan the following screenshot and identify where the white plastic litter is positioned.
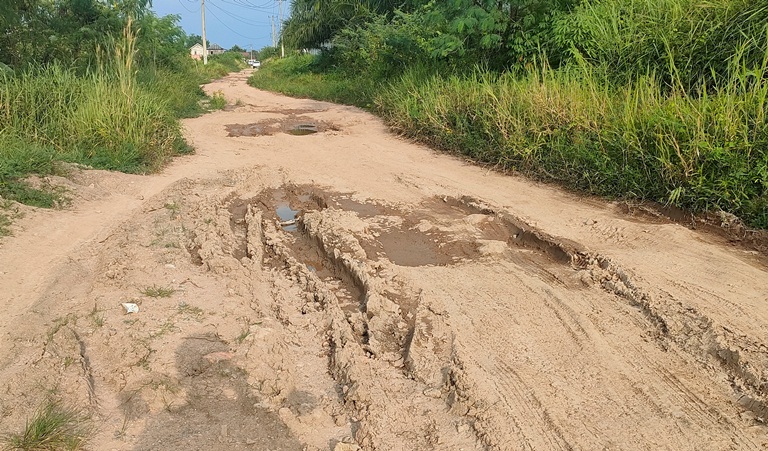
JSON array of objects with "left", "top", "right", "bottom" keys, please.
[{"left": 122, "top": 303, "right": 139, "bottom": 314}]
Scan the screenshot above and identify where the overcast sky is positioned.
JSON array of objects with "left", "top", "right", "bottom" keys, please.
[{"left": 151, "top": 0, "right": 284, "bottom": 51}]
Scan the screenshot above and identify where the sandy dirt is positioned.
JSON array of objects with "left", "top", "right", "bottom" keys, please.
[{"left": 1, "top": 69, "right": 767, "bottom": 450}]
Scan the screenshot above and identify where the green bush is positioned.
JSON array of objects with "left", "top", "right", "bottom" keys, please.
[{"left": 564, "top": 0, "right": 768, "bottom": 88}]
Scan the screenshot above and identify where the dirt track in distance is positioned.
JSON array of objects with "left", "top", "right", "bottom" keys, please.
[{"left": 0, "top": 69, "right": 767, "bottom": 450}]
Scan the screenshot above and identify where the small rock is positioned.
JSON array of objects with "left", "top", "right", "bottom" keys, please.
[
  {"left": 334, "top": 443, "right": 360, "bottom": 451},
  {"left": 423, "top": 387, "right": 443, "bottom": 398}
]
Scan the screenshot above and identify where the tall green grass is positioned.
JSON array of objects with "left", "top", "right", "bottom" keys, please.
[
  {"left": 0, "top": 22, "right": 251, "bottom": 214},
  {"left": 378, "top": 63, "right": 768, "bottom": 227},
  {"left": 0, "top": 64, "right": 184, "bottom": 173}
]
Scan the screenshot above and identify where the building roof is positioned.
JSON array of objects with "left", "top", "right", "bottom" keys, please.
[{"left": 209, "top": 44, "right": 224, "bottom": 50}]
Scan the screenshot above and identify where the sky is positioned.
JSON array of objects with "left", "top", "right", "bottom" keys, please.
[{"left": 151, "top": 0, "right": 286, "bottom": 52}]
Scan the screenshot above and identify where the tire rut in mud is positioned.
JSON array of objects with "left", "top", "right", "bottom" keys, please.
[
  {"left": 174, "top": 177, "right": 766, "bottom": 449},
  {"left": 222, "top": 186, "right": 611, "bottom": 449}
]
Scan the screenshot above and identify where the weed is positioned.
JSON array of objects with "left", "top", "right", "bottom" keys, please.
[
  {"left": 140, "top": 285, "right": 175, "bottom": 298},
  {"left": 235, "top": 319, "right": 261, "bottom": 344},
  {"left": 88, "top": 304, "right": 104, "bottom": 328},
  {"left": 0, "top": 212, "right": 11, "bottom": 237},
  {"left": 164, "top": 201, "right": 180, "bottom": 218},
  {"left": 135, "top": 344, "right": 155, "bottom": 369},
  {"left": 235, "top": 327, "right": 251, "bottom": 344},
  {"left": 208, "top": 90, "right": 227, "bottom": 110},
  {"left": 177, "top": 301, "right": 204, "bottom": 317},
  {"left": 2, "top": 400, "right": 92, "bottom": 450},
  {"left": 149, "top": 319, "right": 177, "bottom": 339},
  {"left": 114, "top": 416, "right": 129, "bottom": 440},
  {"left": 46, "top": 316, "right": 74, "bottom": 342}
]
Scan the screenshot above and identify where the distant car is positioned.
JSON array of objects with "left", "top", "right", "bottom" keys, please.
[{"left": 248, "top": 60, "right": 261, "bottom": 68}]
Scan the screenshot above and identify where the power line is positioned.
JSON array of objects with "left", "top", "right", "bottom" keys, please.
[
  {"left": 215, "top": 0, "right": 277, "bottom": 12},
  {"left": 177, "top": 0, "right": 200, "bottom": 13},
  {"left": 204, "top": 3, "right": 272, "bottom": 41},
  {"left": 207, "top": 0, "right": 270, "bottom": 26}
]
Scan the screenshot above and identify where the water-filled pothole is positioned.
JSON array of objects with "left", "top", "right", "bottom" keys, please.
[
  {"left": 287, "top": 124, "right": 318, "bottom": 136},
  {"left": 226, "top": 116, "right": 337, "bottom": 137}
]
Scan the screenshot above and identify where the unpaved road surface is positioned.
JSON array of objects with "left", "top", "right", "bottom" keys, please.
[{"left": 1, "top": 70, "right": 767, "bottom": 450}]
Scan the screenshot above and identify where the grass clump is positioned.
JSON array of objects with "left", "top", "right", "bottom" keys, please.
[
  {"left": 0, "top": 195, "right": 27, "bottom": 238},
  {"left": 0, "top": 211, "right": 12, "bottom": 237},
  {"left": 3, "top": 400, "right": 92, "bottom": 450},
  {"left": 140, "top": 285, "right": 175, "bottom": 298},
  {"left": 208, "top": 90, "right": 227, "bottom": 110}
]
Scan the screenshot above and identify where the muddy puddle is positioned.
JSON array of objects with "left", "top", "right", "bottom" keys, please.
[
  {"left": 226, "top": 115, "right": 338, "bottom": 137},
  {"left": 364, "top": 228, "right": 480, "bottom": 267},
  {"left": 227, "top": 187, "right": 580, "bottom": 271},
  {"left": 287, "top": 124, "right": 318, "bottom": 136}
]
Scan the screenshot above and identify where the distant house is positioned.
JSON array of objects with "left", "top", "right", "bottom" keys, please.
[
  {"left": 189, "top": 43, "right": 226, "bottom": 60},
  {"left": 190, "top": 43, "right": 204, "bottom": 60},
  {"left": 208, "top": 44, "right": 225, "bottom": 55}
]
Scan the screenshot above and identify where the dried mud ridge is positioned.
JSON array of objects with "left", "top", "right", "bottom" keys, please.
[{"left": 5, "top": 169, "right": 766, "bottom": 450}]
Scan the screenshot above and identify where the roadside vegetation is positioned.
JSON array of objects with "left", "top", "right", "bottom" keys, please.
[
  {"left": 0, "top": 0, "right": 245, "bottom": 225},
  {"left": 2, "top": 400, "right": 92, "bottom": 450},
  {"left": 250, "top": 0, "right": 768, "bottom": 229}
]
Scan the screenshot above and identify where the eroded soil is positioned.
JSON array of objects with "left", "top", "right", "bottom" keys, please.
[{"left": 1, "top": 70, "right": 767, "bottom": 450}]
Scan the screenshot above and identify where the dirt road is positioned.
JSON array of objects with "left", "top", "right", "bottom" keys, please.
[{"left": 1, "top": 70, "right": 767, "bottom": 450}]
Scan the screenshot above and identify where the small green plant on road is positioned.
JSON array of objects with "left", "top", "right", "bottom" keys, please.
[
  {"left": 2, "top": 400, "right": 92, "bottom": 450},
  {"left": 140, "top": 284, "right": 175, "bottom": 298}
]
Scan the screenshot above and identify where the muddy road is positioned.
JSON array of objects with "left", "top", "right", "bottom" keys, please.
[{"left": 0, "top": 70, "right": 767, "bottom": 450}]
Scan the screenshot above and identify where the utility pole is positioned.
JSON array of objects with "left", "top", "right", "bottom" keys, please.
[
  {"left": 271, "top": 16, "right": 277, "bottom": 48},
  {"left": 279, "top": 0, "right": 284, "bottom": 58},
  {"left": 201, "top": 0, "right": 208, "bottom": 65}
]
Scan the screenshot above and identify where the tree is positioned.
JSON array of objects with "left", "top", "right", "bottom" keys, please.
[
  {"left": 283, "top": 0, "right": 414, "bottom": 49},
  {"left": 185, "top": 34, "right": 207, "bottom": 48},
  {"left": 136, "top": 13, "right": 187, "bottom": 69}
]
